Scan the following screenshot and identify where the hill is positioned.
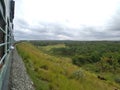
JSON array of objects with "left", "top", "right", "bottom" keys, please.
[{"left": 16, "top": 42, "right": 120, "bottom": 90}]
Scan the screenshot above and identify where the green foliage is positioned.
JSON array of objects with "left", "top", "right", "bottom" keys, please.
[
  {"left": 51, "top": 47, "right": 75, "bottom": 56},
  {"left": 29, "top": 41, "right": 120, "bottom": 85},
  {"left": 115, "top": 78, "right": 120, "bottom": 84},
  {"left": 72, "top": 55, "right": 91, "bottom": 66},
  {"left": 70, "top": 69, "right": 85, "bottom": 80},
  {"left": 16, "top": 42, "right": 120, "bottom": 90}
]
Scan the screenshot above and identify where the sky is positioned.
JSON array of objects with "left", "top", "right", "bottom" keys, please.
[{"left": 14, "top": 0, "right": 120, "bottom": 40}]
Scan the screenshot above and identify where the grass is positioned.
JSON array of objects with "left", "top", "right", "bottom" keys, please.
[
  {"left": 37, "top": 44, "right": 66, "bottom": 55},
  {"left": 16, "top": 42, "right": 120, "bottom": 90},
  {"left": 40, "top": 44, "right": 66, "bottom": 50}
]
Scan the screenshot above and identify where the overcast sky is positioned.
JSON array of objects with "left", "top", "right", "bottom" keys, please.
[{"left": 14, "top": 0, "right": 120, "bottom": 40}]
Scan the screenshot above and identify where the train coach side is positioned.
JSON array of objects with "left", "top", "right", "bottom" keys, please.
[{"left": 0, "top": 0, "right": 15, "bottom": 89}]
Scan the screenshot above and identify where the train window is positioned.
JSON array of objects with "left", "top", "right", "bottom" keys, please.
[
  {"left": 0, "top": 14, "right": 5, "bottom": 29},
  {"left": 0, "top": 14, "right": 5, "bottom": 44},
  {"left": 0, "top": 46, "right": 4, "bottom": 60},
  {"left": 0, "top": 1, "right": 6, "bottom": 61},
  {"left": 10, "top": 0, "right": 15, "bottom": 22}
]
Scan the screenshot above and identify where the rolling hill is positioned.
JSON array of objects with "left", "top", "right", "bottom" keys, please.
[{"left": 16, "top": 42, "right": 120, "bottom": 90}]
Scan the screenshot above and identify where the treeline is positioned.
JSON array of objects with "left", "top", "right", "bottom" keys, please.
[
  {"left": 30, "top": 40, "right": 120, "bottom": 73},
  {"left": 29, "top": 40, "right": 67, "bottom": 46}
]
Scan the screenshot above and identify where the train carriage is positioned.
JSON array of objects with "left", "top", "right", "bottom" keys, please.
[{"left": 0, "top": 0, "right": 15, "bottom": 89}]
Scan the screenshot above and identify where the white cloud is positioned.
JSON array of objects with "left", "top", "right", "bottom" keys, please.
[
  {"left": 21, "top": 0, "right": 119, "bottom": 26},
  {"left": 57, "top": 35, "right": 72, "bottom": 40},
  {"left": 14, "top": 0, "right": 120, "bottom": 40}
]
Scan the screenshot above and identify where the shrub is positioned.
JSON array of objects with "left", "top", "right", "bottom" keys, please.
[
  {"left": 70, "top": 69, "right": 85, "bottom": 80},
  {"left": 72, "top": 55, "right": 90, "bottom": 66},
  {"left": 115, "top": 78, "right": 120, "bottom": 84},
  {"left": 40, "top": 65, "right": 48, "bottom": 70}
]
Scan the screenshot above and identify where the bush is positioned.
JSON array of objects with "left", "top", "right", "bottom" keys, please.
[
  {"left": 72, "top": 55, "right": 91, "bottom": 66},
  {"left": 115, "top": 78, "right": 120, "bottom": 84},
  {"left": 70, "top": 69, "right": 85, "bottom": 80}
]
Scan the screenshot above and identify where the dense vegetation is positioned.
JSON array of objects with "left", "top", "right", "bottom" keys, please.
[
  {"left": 30, "top": 41, "right": 120, "bottom": 84},
  {"left": 17, "top": 41, "right": 120, "bottom": 90}
]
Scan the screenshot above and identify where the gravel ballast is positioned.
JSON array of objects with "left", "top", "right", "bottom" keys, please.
[{"left": 9, "top": 48, "right": 35, "bottom": 90}]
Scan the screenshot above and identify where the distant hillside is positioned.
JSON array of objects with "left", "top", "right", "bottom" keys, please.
[{"left": 16, "top": 42, "right": 120, "bottom": 90}]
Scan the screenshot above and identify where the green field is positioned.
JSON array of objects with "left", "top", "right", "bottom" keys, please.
[{"left": 16, "top": 41, "right": 120, "bottom": 90}]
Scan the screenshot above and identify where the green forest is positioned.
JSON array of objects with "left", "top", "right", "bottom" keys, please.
[
  {"left": 30, "top": 41, "right": 120, "bottom": 84},
  {"left": 17, "top": 41, "right": 120, "bottom": 90}
]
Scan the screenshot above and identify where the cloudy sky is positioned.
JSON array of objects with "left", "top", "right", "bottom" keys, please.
[{"left": 14, "top": 0, "right": 120, "bottom": 40}]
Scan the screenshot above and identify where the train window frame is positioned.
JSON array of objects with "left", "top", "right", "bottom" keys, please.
[{"left": 0, "top": 0, "right": 6, "bottom": 66}]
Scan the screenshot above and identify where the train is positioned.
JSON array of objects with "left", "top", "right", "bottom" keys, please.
[{"left": 0, "top": 0, "right": 15, "bottom": 89}]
